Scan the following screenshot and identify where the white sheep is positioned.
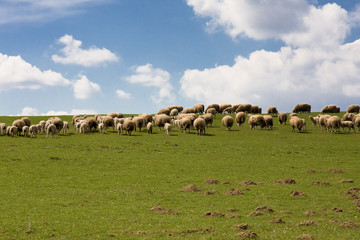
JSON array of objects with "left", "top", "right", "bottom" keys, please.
[
  {"left": 22, "top": 126, "right": 29, "bottom": 137},
  {"left": 0, "top": 123, "right": 6, "bottom": 135},
  {"left": 341, "top": 121, "right": 356, "bottom": 133},
  {"left": 147, "top": 122, "right": 152, "bottom": 134},
  {"left": 29, "top": 125, "right": 38, "bottom": 138},
  {"left": 46, "top": 124, "right": 57, "bottom": 138},
  {"left": 164, "top": 123, "right": 172, "bottom": 136},
  {"left": 62, "top": 121, "right": 69, "bottom": 135},
  {"left": 116, "top": 123, "right": 123, "bottom": 135}
]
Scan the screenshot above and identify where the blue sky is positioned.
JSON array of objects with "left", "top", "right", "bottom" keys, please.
[{"left": 0, "top": 0, "right": 360, "bottom": 116}]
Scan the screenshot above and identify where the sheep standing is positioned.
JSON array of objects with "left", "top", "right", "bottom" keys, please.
[
  {"left": 289, "top": 117, "right": 304, "bottom": 132},
  {"left": 154, "top": 114, "right": 171, "bottom": 131},
  {"left": 9, "top": 126, "right": 18, "bottom": 137},
  {"left": 347, "top": 104, "right": 360, "bottom": 113},
  {"left": 263, "top": 115, "right": 273, "bottom": 129},
  {"left": 116, "top": 123, "right": 123, "bottom": 135},
  {"left": 180, "top": 118, "right": 192, "bottom": 133},
  {"left": 12, "top": 119, "right": 26, "bottom": 136},
  {"left": 248, "top": 115, "right": 266, "bottom": 129},
  {"left": 123, "top": 119, "right": 135, "bottom": 136},
  {"left": 309, "top": 116, "right": 319, "bottom": 126},
  {"left": 80, "top": 122, "right": 89, "bottom": 133},
  {"left": 0, "top": 123, "right": 6, "bottom": 135},
  {"left": 205, "top": 104, "right": 220, "bottom": 113},
  {"left": 193, "top": 104, "right": 205, "bottom": 114},
  {"left": 278, "top": 112, "right": 287, "bottom": 125},
  {"left": 321, "top": 105, "right": 340, "bottom": 113},
  {"left": 206, "top": 108, "right": 217, "bottom": 118},
  {"left": 267, "top": 106, "right": 278, "bottom": 115},
  {"left": 292, "top": 103, "right": 311, "bottom": 113},
  {"left": 147, "top": 122, "right": 152, "bottom": 134},
  {"left": 341, "top": 121, "right": 356, "bottom": 133},
  {"left": 222, "top": 115, "right": 234, "bottom": 131},
  {"left": 133, "top": 116, "right": 146, "bottom": 131},
  {"left": 22, "top": 126, "right": 29, "bottom": 137},
  {"left": 354, "top": 116, "right": 360, "bottom": 131},
  {"left": 170, "top": 109, "right": 178, "bottom": 117},
  {"left": 46, "top": 124, "right": 57, "bottom": 138},
  {"left": 39, "top": 120, "right": 46, "bottom": 134},
  {"left": 318, "top": 115, "right": 331, "bottom": 130},
  {"left": 62, "top": 121, "right": 69, "bottom": 135},
  {"left": 21, "top": 117, "right": 31, "bottom": 127},
  {"left": 99, "top": 123, "right": 105, "bottom": 134},
  {"left": 193, "top": 118, "right": 206, "bottom": 135},
  {"left": 235, "top": 112, "right": 246, "bottom": 126},
  {"left": 157, "top": 108, "right": 170, "bottom": 115},
  {"left": 164, "top": 123, "right": 172, "bottom": 136},
  {"left": 29, "top": 125, "right": 38, "bottom": 138},
  {"left": 101, "top": 116, "right": 115, "bottom": 131},
  {"left": 236, "top": 104, "right": 252, "bottom": 113},
  {"left": 326, "top": 116, "right": 341, "bottom": 133}
]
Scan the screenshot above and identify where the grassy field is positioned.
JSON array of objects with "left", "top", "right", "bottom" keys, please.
[{"left": 0, "top": 113, "right": 359, "bottom": 239}]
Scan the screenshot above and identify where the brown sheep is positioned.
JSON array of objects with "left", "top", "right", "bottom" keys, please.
[
  {"left": 263, "top": 115, "right": 273, "bottom": 129},
  {"left": 219, "top": 104, "right": 232, "bottom": 113},
  {"left": 289, "top": 117, "right": 304, "bottom": 132},
  {"left": 21, "top": 117, "right": 31, "bottom": 127},
  {"left": 182, "top": 107, "right": 195, "bottom": 114},
  {"left": 205, "top": 104, "right": 220, "bottom": 113},
  {"left": 347, "top": 104, "right": 360, "bottom": 113},
  {"left": 12, "top": 119, "right": 26, "bottom": 135},
  {"left": 326, "top": 116, "right": 341, "bottom": 133},
  {"left": 235, "top": 112, "right": 246, "bottom": 126},
  {"left": 157, "top": 108, "right": 171, "bottom": 115},
  {"left": 278, "top": 112, "right": 287, "bottom": 125},
  {"left": 180, "top": 117, "right": 192, "bottom": 133},
  {"left": 248, "top": 115, "right": 266, "bottom": 129},
  {"left": 267, "top": 106, "right": 278, "bottom": 115},
  {"left": 236, "top": 104, "right": 252, "bottom": 113},
  {"left": 292, "top": 103, "right": 311, "bottom": 113},
  {"left": 85, "top": 117, "right": 98, "bottom": 131},
  {"left": 107, "top": 112, "right": 117, "bottom": 118},
  {"left": 341, "top": 121, "right": 356, "bottom": 133},
  {"left": 193, "top": 104, "right": 205, "bottom": 114},
  {"left": 154, "top": 114, "right": 171, "bottom": 131},
  {"left": 321, "top": 105, "right": 340, "bottom": 113},
  {"left": 46, "top": 124, "right": 57, "bottom": 138},
  {"left": 133, "top": 116, "right": 146, "bottom": 131},
  {"left": 198, "top": 113, "right": 213, "bottom": 127},
  {"left": 123, "top": 119, "right": 135, "bottom": 136},
  {"left": 222, "top": 115, "right": 234, "bottom": 130},
  {"left": 193, "top": 118, "right": 206, "bottom": 135},
  {"left": 206, "top": 107, "right": 217, "bottom": 118}
]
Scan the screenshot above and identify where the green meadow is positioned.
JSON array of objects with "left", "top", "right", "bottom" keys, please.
[{"left": 0, "top": 113, "right": 359, "bottom": 239}]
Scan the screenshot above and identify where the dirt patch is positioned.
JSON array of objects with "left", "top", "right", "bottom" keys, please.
[
  {"left": 291, "top": 191, "right": 306, "bottom": 197},
  {"left": 240, "top": 180, "right": 257, "bottom": 186},
  {"left": 236, "top": 231, "right": 258, "bottom": 239},
  {"left": 297, "top": 234, "right": 316, "bottom": 239},
  {"left": 340, "top": 222, "right": 359, "bottom": 228},
  {"left": 255, "top": 206, "right": 273, "bottom": 212},
  {"left": 299, "top": 220, "right": 317, "bottom": 226},
  {"left": 223, "top": 181, "right": 230, "bottom": 184},
  {"left": 203, "top": 211, "right": 240, "bottom": 218},
  {"left": 233, "top": 224, "right": 250, "bottom": 230},
  {"left": 332, "top": 207, "right": 343, "bottom": 213},
  {"left": 204, "top": 191, "right": 215, "bottom": 196},
  {"left": 307, "top": 169, "right": 316, "bottom": 173},
  {"left": 274, "top": 179, "right": 296, "bottom": 185},
  {"left": 181, "top": 184, "right": 200, "bottom": 191},
  {"left": 150, "top": 205, "right": 178, "bottom": 215},
  {"left": 269, "top": 218, "right": 285, "bottom": 224},
  {"left": 225, "top": 189, "right": 244, "bottom": 196},
  {"left": 304, "top": 210, "right": 315, "bottom": 216},
  {"left": 329, "top": 169, "right": 343, "bottom": 173},
  {"left": 340, "top": 179, "right": 354, "bottom": 183},
  {"left": 346, "top": 187, "right": 360, "bottom": 194},
  {"left": 311, "top": 181, "right": 330, "bottom": 185},
  {"left": 329, "top": 218, "right": 340, "bottom": 223},
  {"left": 181, "top": 227, "right": 215, "bottom": 234},
  {"left": 249, "top": 211, "right": 263, "bottom": 217},
  {"left": 124, "top": 230, "right": 147, "bottom": 235},
  {"left": 203, "top": 179, "right": 219, "bottom": 184}
]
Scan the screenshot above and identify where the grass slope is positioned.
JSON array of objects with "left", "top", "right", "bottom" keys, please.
[{"left": 0, "top": 113, "right": 359, "bottom": 239}]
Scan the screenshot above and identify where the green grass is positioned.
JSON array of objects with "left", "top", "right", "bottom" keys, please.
[{"left": 0, "top": 113, "right": 359, "bottom": 239}]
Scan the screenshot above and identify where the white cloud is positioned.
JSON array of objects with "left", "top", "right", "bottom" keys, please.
[
  {"left": 0, "top": 0, "right": 103, "bottom": 24},
  {"left": 18, "top": 107, "right": 97, "bottom": 116},
  {"left": 20, "top": 107, "right": 40, "bottom": 116},
  {"left": 73, "top": 75, "right": 101, "bottom": 100},
  {"left": 125, "top": 63, "right": 175, "bottom": 105},
  {"left": 0, "top": 53, "right": 71, "bottom": 90},
  {"left": 116, "top": 89, "right": 131, "bottom": 99},
  {"left": 52, "top": 35, "right": 119, "bottom": 67}
]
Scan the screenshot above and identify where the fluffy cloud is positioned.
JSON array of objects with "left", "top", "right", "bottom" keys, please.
[
  {"left": 115, "top": 89, "right": 131, "bottom": 99},
  {"left": 125, "top": 63, "right": 175, "bottom": 105},
  {"left": 52, "top": 35, "right": 119, "bottom": 67},
  {"left": 181, "top": 2, "right": 360, "bottom": 111},
  {"left": 73, "top": 75, "right": 101, "bottom": 99},
  {"left": 17, "top": 107, "right": 97, "bottom": 116},
  {"left": 0, "top": 53, "right": 71, "bottom": 90},
  {"left": 20, "top": 107, "right": 40, "bottom": 116}
]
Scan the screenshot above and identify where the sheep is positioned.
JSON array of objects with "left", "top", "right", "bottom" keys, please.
[
  {"left": 147, "top": 122, "right": 152, "bottom": 134},
  {"left": 235, "top": 104, "right": 252, "bottom": 113},
  {"left": 39, "top": 120, "right": 46, "bottom": 134},
  {"left": 341, "top": 113, "right": 355, "bottom": 122},
  {"left": 223, "top": 106, "right": 235, "bottom": 114},
  {"left": 133, "top": 116, "right": 146, "bottom": 131},
  {"left": 154, "top": 114, "right": 171, "bottom": 131},
  {"left": 321, "top": 105, "right": 340, "bottom": 113},
  {"left": 180, "top": 117, "right": 192, "bottom": 133},
  {"left": 309, "top": 116, "right": 319, "bottom": 126},
  {"left": 29, "top": 125, "right": 38, "bottom": 138},
  {"left": 123, "top": 119, "right": 135, "bottom": 136},
  {"left": 138, "top": 113, "right": 153, "bottom": 123},
  {"left": 177, "top": 113, "right": 197, "bottom": 125},
  {"left": 46, "top": 124, "right": 57, "bottom": 138},
  {"left": 263, "top": 115, "right": 273, "bottom": 129},
  {"left": 116, "top": 113, "right": 124, "bottom": 118},
  {"left": 84, "top": 117, "right": 97, "bottom": 131},
  {"left": 267, "top": 106, "right": 278, "bottom": 115},
  {"left": 12, "top": 119, "right": 26, "bottom": 136},
  {"left": 98, "top": 123, "right": 105, "bottom": 134},
  {"left": 222, "top": 115, "right": 234, "bottom": 131},
  {"left": 354, "top": 116, "right": 360, "bottom": 131},
  {"left": 170, "top": 109, "right": 178, "bottom": 117},
  {"left": 21, "top": 117, "right": 31, "bottom": 127},
  {"left": 248, "top": 115, "right": 266, "bottom": 129},
  {"left": 101, "top": 116, "right": 115, "bottom": 131},
  {"left": 325, "top": 116, "right": 341, "bottom": 133},
  {"left": 9, "top": 126, "right": 18, "bottom": 137},
  {"left": 206, "top": 107, "right": 217, "bottom": 118},
  {"left": 301, "top": 118, "right": 306, "bottom": 130},
  {"left": 173, "top": 119, "right": 181, "bottom": 130},
  {"left": 289, "top": 117, "right": 304, "bottom": 132},
  {"left": 193, "top": 104, "right": 205, "bottom": 114},
  {"left": 292, "top": 103, "right": 311, "bottom": 113},
  {"left": 48, "top": 117, "right": 64, "bottom": 132},
  {"left": 199, "top": 113, "right": 213, "bottom": 127},
  {"left": 235, "top": 112, "right": 246, "bottom": 126},
  {"left": 72, "top": 115, "right": 80, "bottom": 126},
  {"left": 164, "top": 123, "right": 172, "bottom": 136},
  {"left": 157, "top": 108, "right": 170, "bottom": 115},
  {"left": 347, "top": 104, "right": 360, "bottom": 113},
  {"left": 107, "top": 112, "right": 117, "bottom": 118},
  {"left": 182, "top": 107, "right": 195, "bottom": 114},
  {"left": 219, "top": 104, "right": 232, "bottom": 113},
  {"left": 116, "top": 123, "right": 123, "bottom": 135},
  {"left": 232, "top": 104, "right": 241, "bottom": 112},
  {"left": 22, "top": 126, "right": 29, "bottom": 137},
  {"left": 80, "top": 122, "right": 89, "bottom": 133},
  {"left": 341, "top": 121, "right": 356, "bottom": 133},
  {"left": 250, "top": 105, "right": 262, "bottom": 113},
  {"left": 278, "top": 112, "right": 287, "bottom": 125},
  {"left": 205, "top": 104, "right": 220, "bottom": 113},
  {"left": 6, "top": 126, "right": 11, "bottom": 136},
  {"left": 0, "top": 123, "right": 6, "bottom": 135},
  {"left": 193, "top": 118, "right": 206, "bottom": 135},
  {"left": 318, "top": 114, "right": 331, "bottom": 130}
]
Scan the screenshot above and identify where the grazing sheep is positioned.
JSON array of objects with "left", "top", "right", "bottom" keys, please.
[
  {"left": 219, "top": 104, "right": 232, "bottom": 113},
  {"left": 199, "top": 113, "right": 213, "bottom": 127},
  {"left": 9, "top": 126, "right": 18, "bottom": 137},
  {"left": 354, "top": 116, "right": 360, "bottom": 131},
  {"left": 107, "top": 112, "right": 117, "bottom": 118},
  {"left": 193, "top": 118, "right": 206, "bottom": 135},
  {"left": 123, "top": 119, "right": 135, "bottom": 136},
  {"left": 182, "top": 107, "right": 195, "bottom": 114},
  {"left": 235, "top": 112, "right": 246, "bottom": 126},
  {"left": 29, "top": 125, "right": 38, "bottom": 138},
  {"left": 157, "top": 108, "right": 171, "bottom": 115},
  {"left": 341, "top": 121, "right": 356, "bottom": 133},
  {"left": 101, "top": 116, "right": 115, "bottom": 131},
  {"left": 22, "top": 126, "right": 29, "bottom": 137},
  {"left": 170, "top": 109, "right": 178, "bottom": 117},
  {"left": 267, "top": 106, "right": 278, "bottom": 115},
  {"left": 326, "top": 116, "right": 341, "bottom": 133},
  {"left": 341, "top": 113, "right": 355, "bottom": 122},
  {"left": 116, "top": 113, "right": 124, "bottom": 118},
  {"left": 347, "top": 104, "right": 360, "bottom": 113},
  {"left": 301, "top": 118, "right": 306, "bottom": 130},
  {"left": 12, "top": 119, "right": 26, "bottom": 135},
  {"left": 133, "top": 116, "right": 146, "bottom": 131},
  {"left": 39, "top": 120, "right": 46, "bottom": 134},
  {"left": 263, "top": 115, "right": 273, "bottom": 129},
  {"left": 309, "top": 116, "right": 319, "bottom": 126},
  {"left": 248, "top": 115, "right": 266, "bottom": 129},
  {"left": 289, "top": 117, "right": 304, "bottom": 132},
  {"left": 62, "top": 121, "right": 69, "bottom": 135},
  {"left": 223, "top": 106, "right": 235, "bottom": 114},
  {"left": 154, "top": 114, "right": 171, "bottom": 131},
  {"left": 173, "top": 119, "right": 181, "bottom": 130},
  {"left": 235, "top": 104, "right": 252, "bottom": 113},
  {"left": 48, "top": 117, "right": 64, "bottom": 132},
  {"left": 222, "top": 115, "right": 234, "bottom": 131},
  {"left": 292, "top": 103, "right": 311, "bottom": 113},
  {"left": 177, "top": 113, "right": 197, "bottom": 125},
  {"left": 164, "top": 123, "right": 172, "bottom": 136},
  {"left": 21, "top": 117, "right": 31, "bottom": 127},
  {"left": 321, "top": 105, "right": 340, "bottom": 113},
  {"left": 80, "top": 122, "right": 89, "bottom": 133},
  {"left": 84, "top": 117, "right": 97, "bottom": 131},
  {"left": 0, "top": 123, "right": 6, "bottom": 135},
  {"left": 318, "top": 114, "right": 331, "bottom": 130},
  {"left": 98, "top": 123, "right": 105, "bottom": 134},
  {"left": 72, "top": 115, "right": 80, "bottom": 126},
  {"left": 46, "top": 124, "right": 57, "bottom": 138},
  {"left": 250, "top": 105, "right": 262, "bottom": 113},
  {"left": 278, "top": 112, "right": 287, "bottom": 125},
  {"left": 206, "top": 107, "right": 217, "bottom": 118},
  {"left": 180, "top": 117, "right": 192, "bottom": 133},
  {"left": 193, "top": 104, "right": 205, "bottom": 114},
  {"left": 138, "top": 113, "right": 153, "bottom": 123},
  {"left": 147, "top": 122, "right": 152, "bottom": 134},
  {"left": 116, "top": 123, "right": 123, "bottom": 135},
  {"left": 205, "top": 104, "right": 220, "bottom": 113}
]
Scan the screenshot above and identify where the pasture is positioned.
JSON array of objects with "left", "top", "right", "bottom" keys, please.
[{"left": 0, "top": 113, "right": 359, "bottom": 239}]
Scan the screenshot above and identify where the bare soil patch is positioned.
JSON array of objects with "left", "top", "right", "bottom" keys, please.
[
  {"left": 236, "top": 231, "right": 258, "bottom": 239},
  {"left": 311, "top": 181, "right": 330, "bottom": 185},
  {"left": 255, "top": 206, "right": 273, "bottom": 212},
  {"left": 240, "top": 180, "right": 257, "bottom": 186},
  {"left": 181, "top": 184, "right": 200, "bottom": 191},
  {"left": 329, "top": 169, "right": 343, "bottom": 173},
  {"left": 304, "top": 210, "right": 315, "bottom": 216},
  {"left": 332, "top": 207, "right": 343, "bottom": 213},
  {"left": 204, "top": 191, "right": 215, "bottom": 196},
  {"left": 307, "top": 169, "right": 316, "bottom": 173},
  {"left": 340, "top": 179, "right": 354, "bottom": 183},
  {"left": 291, "top": 191, "right": 306, "bottom": 197},
  {"left": 150, "top": 205, "right": 178, "bottom": 215},
  {"left": 203, "top": 179, "right": 219, "bottom": 184},
  {"left": 225, "top": 188, "right": 244, "bottom": 196},
  {"left": 299, "top": 220, "right": 317, "bottom": 226},
  {"left": 233, "top": 224, "right": 250, "bottom": 230},
  {"left": 249, "top": 211, "right": 263, "bottom": 217},
  {"left": 340, "top": 222, "right": 359, "bottom": 228},
  {"left": 274, "top": 179, "right": 296, "bottom": 185},
  {"left": 203, "top": 211, "right": 240, "bottom": 218},
  {"left": 297, "top": 234, "right": 316, "bottom": 239},
  {"left": 329, "top": 218, "right": 340, "bottom": 223},
  {"left": 269, "top": 218, "right": 285, "bottom": 224}
]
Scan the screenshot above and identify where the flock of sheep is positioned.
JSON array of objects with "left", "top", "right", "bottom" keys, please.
[{"left": 1, "top": 103, "right": 360, "bottom": 138}]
